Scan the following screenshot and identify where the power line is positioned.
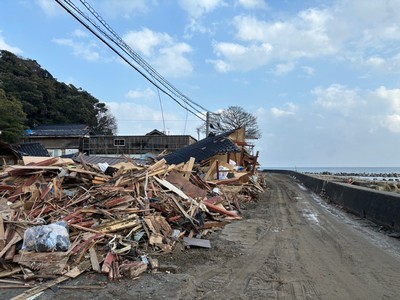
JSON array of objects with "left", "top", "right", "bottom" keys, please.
[
  {"left": 57, "top": 0, "right": 206, "bottom": 120},
  {"left": 154, "top": 84, "right": 166, "bottom": 133},
  {"left": 55, "top": 0, "right": 209, "bottom": 122},
  {"left": 79, "top": 0, "right": 208, "bottom": 115}
]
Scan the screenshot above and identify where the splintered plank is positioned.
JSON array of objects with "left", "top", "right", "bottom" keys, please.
[
  {"left": 13, "top": 252, "right": 69, "bottom": 275},
  {"left": 147, "top": 159, "right": 166, "bottom": 172},
  {"left": 89, "top": 246, "right": 101, "bottom": 272},
  {"left": 0, "top": 214, "right": 5, "bottom": 251},
  {"left": 203, "top": 160, "right": 217, "bottom": 181},
  {"left": 0, "top": 267, "right": 21, "bottom": 278},
  {"left": 183, "top": 157, "right": 195, "bottom": 179},
  {"left": 10, "top": 261, "right": 91, "bottom": 300},
  {"left": 183, "top": 237, "right": 211, "bottom": 248},
  {"left": 100, "top": 195, "right": 135, "bottom": 208},
  {"left": 154, "top": 177, "right": 189, "bottom": 200},
  {"left": 23, "top": 156, "right": 73, "bottom": 166},
  {"left": 95, "top": 219, "right": 139, "bottom": 233},
  {"left": 0, "top": 233, "right": 22, "bottom": 258},
  {"left": 165, "top": 170, "right": 207, "bottom": 199},
  {"left": 8, "top": 165, "right": 61, "bottom": 172}
]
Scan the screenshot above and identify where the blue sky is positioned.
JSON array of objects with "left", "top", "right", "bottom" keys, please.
[{"left": 1, "top": 0, "right": 400, "bottom": 167}]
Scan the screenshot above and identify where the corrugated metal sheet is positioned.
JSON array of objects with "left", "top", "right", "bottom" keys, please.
[{"left": 73, "top": 155, "right": 133, "bottom": 166}]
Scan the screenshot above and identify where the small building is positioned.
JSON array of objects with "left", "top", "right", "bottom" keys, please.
[
  {"left": 83, "top": 129, "right": 197, "bottom": 156},
  {"left": 23, "top": 124, "right": 91, "bottom": 157},
  {"left": 23, "top": 125, "right": 196, "bottom": 158}
]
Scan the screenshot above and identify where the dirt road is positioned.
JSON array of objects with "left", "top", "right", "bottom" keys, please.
[
  {"left": 6, "top": 173, "right": 400, "bottom": 299},
  {"left": 189, "top": 172, "right": 400, "bottom": 299}
]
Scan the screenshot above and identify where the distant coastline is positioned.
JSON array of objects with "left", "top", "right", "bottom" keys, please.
[{"left": 261, "top": 167, "right": 400, "bottom": 175}]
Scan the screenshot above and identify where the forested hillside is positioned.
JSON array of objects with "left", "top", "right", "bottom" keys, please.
[{"left": 0, "top": 50, "right": 116, "bottom": 142}]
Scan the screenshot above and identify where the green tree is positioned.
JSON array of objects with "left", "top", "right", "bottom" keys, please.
[
  {"left": 0, "top": 89, "right": 27, "bottom": 143},
  {"left": 0, "top": 50, "right": 117, "bottom": 134}
]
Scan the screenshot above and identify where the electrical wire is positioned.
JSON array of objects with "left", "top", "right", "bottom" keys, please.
[
  {"left": 55, "top": 0, "right": 209, "bottom": 122},
  {"left": 155, "top": 86, "right": 166, "bottom": 134},
  {"left": 58, "top": 0, "right": 206, "bottom": 120},
  {"left": 79, "top": 0, "right": 209, "bottom": 115}
]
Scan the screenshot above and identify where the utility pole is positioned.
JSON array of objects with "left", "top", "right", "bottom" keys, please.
[{"left": 205, "top": 112, "right": 210, "bottom": 137}]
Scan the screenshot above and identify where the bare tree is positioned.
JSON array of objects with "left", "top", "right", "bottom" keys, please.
[
  {"left": 199, "top": 106, "right": 261, "bottom": 139},
  {"left": 93, "top": 107, "right": 118, "bottom": 135}
]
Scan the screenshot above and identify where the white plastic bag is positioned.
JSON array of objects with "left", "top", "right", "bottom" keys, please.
[{"left": 22, "top": 222, "right": 70, "bottom": 252}]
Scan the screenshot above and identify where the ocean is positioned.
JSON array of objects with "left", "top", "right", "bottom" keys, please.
[{"left": 261, "top": 167, "right": 400, "bottom": 174}]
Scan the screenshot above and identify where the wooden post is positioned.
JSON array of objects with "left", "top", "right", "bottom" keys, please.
[{"left": 251, "top": 151, "right": 259, "bottom": 174}]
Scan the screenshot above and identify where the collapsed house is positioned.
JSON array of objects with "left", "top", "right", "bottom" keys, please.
[
  {"left": 0, "top": 128, "right": 262, "bottom": 298},
  {"left": 0, "top": 142, "right": 50, "bottom": 166},
  {"left": 163, "top": 128, "right": 259, "bottom": 178}
]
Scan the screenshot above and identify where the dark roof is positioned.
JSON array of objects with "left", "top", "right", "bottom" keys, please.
[
  {"left": 26, "top": 124, "right": 91, "bottom": 137},
  {"left": 162, "top": 130, "right": 240, "bottom": 165},
  {"left": 12, "top": 143, "right": 50, "bottom": 157},
  {"left": 73, "top": 154, "right": 134, "bottom": 166},
  {"left": 0, "top": 142, "right": 20, "bottom": 158},
  {"left": 145, "top": 129, "right": 166, "bottom": 136}
]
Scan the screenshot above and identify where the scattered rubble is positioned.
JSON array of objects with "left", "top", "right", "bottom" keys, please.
[{"left": 0, "top": 146, "right": 263, "bottom": 298}]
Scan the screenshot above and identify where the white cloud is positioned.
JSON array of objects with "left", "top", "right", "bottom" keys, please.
[
  {"left": 270, "top": 102, "right": 297, "bottom": 117},
  {"left": 312, "top": 84, "right": 360, "bottom": 114},
  {"left": 35, "top": 0, "right": 61, "bottom": 16},
  {"left": 382, "top": 115, "right": 400, "bottom": 133},
  {"left": 106, "top": 102, "right": 167, "bottom": 135},
  {"left": 123, "top": 28, "right": 193, "bottom": 77},
  {"left": 364, "top": 56, "right": 386, "bottom": 68},
  {"left": 208, "top": 0, "right": 400, "bottom": 73},
  {"left": 337, "top": 1, "right": 400, "bottom": 48},
  {"left": 99, "top": 0, "right": 149, "bottom": 18},
  {"left": 237, "top": 0, "right": 268, "bottom": 10},
  {"left": 207, "top": 59, "right": 232, "bottom": 73},
  {"left": 183, "top": 19, "right": 212, "bottom": 38},
  {"left": 273, "top": 62, "right": 295, "bottom": 76},
  {"left": 179, "top": 0, "right": 226, "bottom": 19},
  {"left": 53, "top": 38, "right": 100, "bottom": 61},
  {"left": 210, "top": 41, "right": 273, "bottom": 72},
  {"left": 123, "top": 28, "right": 172, "bottom": 57},
  {"left": 106, "top": 101, "right": 202, "bottom": 136},
  {"left": 374, "top": 86, "right": 400, "bottom": 133},
  {"left": 125, "top": 88, "right": 156, "bottom": 100},
  {"left": 375, "top": 86, "right": 400, "bottom": 112},
  {"left": 154, "top": 43, "right": 193, "bottom": 77},
  {"left": 301, "top": 66, "right": 315, "bottom": 76},
  {"left": 210, "top": 9, "right": 336, "bottom": 72},
  {"left": 256, "top": 83, "right": 400, "bottom": 167},
  {"left": 0, "top": 32, "right": 22, "bottom": 54},
  {"left": 234, "top": 10, "right": 335, "bottom": 59},
  {"left": 180, "top": 0, "right": 226, "bottom": 36},
  {"left": 326, "top": 1, "right": 400, "bottom": 71},
  {"left": 72, "top": 29, "right": 89, "bottom": 38}
]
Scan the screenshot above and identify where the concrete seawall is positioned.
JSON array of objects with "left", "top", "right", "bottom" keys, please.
[{"left": 265, "top": 170, "right": 400, "bottom": 231}]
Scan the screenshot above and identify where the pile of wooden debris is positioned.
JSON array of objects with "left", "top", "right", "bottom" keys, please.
[{"left": 0, "top": 153, "right": 264, "bottom": 298}]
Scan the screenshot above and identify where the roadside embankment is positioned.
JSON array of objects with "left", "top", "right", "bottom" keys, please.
[{"left": 264, "top": 170, "right": 400, "bottom": 231}]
